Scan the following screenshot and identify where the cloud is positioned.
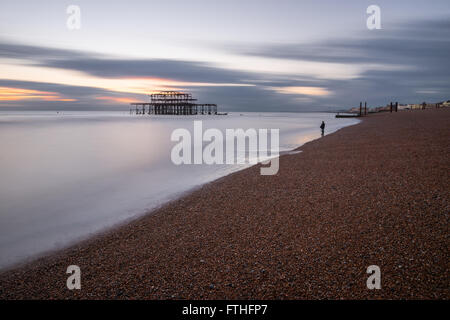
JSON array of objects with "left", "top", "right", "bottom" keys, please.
[
  {"left": 0, "top": 87, "right": 76, "bottom": 102},
  {"left": 43, "top": 58, "right": 254, "bottom": 85},
  {"left": 0, "top": 42, "right": 88, "bottom": 60},
  {"left": 0, "top": 42, "right": 253, "bottom": 85},
  {"left": 1, "top": 17, "right": 449, "bottom": 111},
  {"left": 228, "top": 17, "right": 450, "bottom": 106},
  {"left": 271, "top": 86, "right": 331, "bottom": 96},
  {"left": 0, "top": 79, "right": 144, "bottom": 109},
  {"left": 0, "top": 41, "right": 332, "bottom": 110},
  {"left": 234, "top": 19, "right": 450, "bottom": 68}
]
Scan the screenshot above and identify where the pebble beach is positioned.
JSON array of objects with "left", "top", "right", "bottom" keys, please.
[{"left": 0, "top": 108, "right": 449, "bottom": 299}]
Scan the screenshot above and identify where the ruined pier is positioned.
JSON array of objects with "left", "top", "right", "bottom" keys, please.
[{"left": 130, "top": 91, "right": 218, "bottom": 115}]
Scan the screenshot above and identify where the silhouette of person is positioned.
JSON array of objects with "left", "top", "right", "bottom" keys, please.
[{"left": 320, "top": 121, "right": 325, "bottom": 136}]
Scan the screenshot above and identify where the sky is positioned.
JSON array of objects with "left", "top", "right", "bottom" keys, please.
[{"left": 0, "top": 0, "right": 449, "bottom": 111}]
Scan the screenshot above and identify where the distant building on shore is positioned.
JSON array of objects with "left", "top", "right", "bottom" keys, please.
[
  {"left": 441, "top": 100, "right": 450, "bottom": 107},
  {"left": 346, "top": 99, "right": 449, "bottom": 114}
]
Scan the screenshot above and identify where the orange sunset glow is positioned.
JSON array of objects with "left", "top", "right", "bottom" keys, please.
[
  {"left": 0, "top": 87, "right": 76, "bottom": 102},
  {"left": 273, "top": 86, "right": 331, "bottom": 96},
  {"left": 95, "top": 96, "right": 138, "bottom": 104}
]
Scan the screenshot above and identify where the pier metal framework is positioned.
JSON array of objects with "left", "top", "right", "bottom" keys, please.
[{"left": 130, "top": 91, "right": 217, "bottom": 115}]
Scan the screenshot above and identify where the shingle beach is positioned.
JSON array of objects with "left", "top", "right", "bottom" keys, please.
[{"left": 1, "top": 108, "right": 449, "bottom": 299}]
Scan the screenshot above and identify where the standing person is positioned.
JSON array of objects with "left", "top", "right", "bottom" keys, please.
[{"left": 320, "top": 121, "right": 325, "bottom": 136}]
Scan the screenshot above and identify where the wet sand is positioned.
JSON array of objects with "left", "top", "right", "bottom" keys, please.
[{"left": 0, "top": 108, "right": 449, "bottom": 299}]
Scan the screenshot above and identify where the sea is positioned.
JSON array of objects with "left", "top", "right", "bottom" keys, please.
[{"left": 0, "top": 110, "right": 359, "bottom": 269}]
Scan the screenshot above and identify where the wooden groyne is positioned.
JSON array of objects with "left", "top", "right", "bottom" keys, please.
[{"left": 336, "top": 101, "right": 369, "bottom": 118}]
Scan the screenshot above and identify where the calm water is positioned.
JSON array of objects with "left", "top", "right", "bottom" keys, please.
[{"left": 0, "top": 111, "right": 359, "bottom": 269}]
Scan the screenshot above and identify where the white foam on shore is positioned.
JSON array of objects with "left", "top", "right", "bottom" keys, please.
[{"left": 284, "top": 150, "right": 303, "bottom": 155}]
